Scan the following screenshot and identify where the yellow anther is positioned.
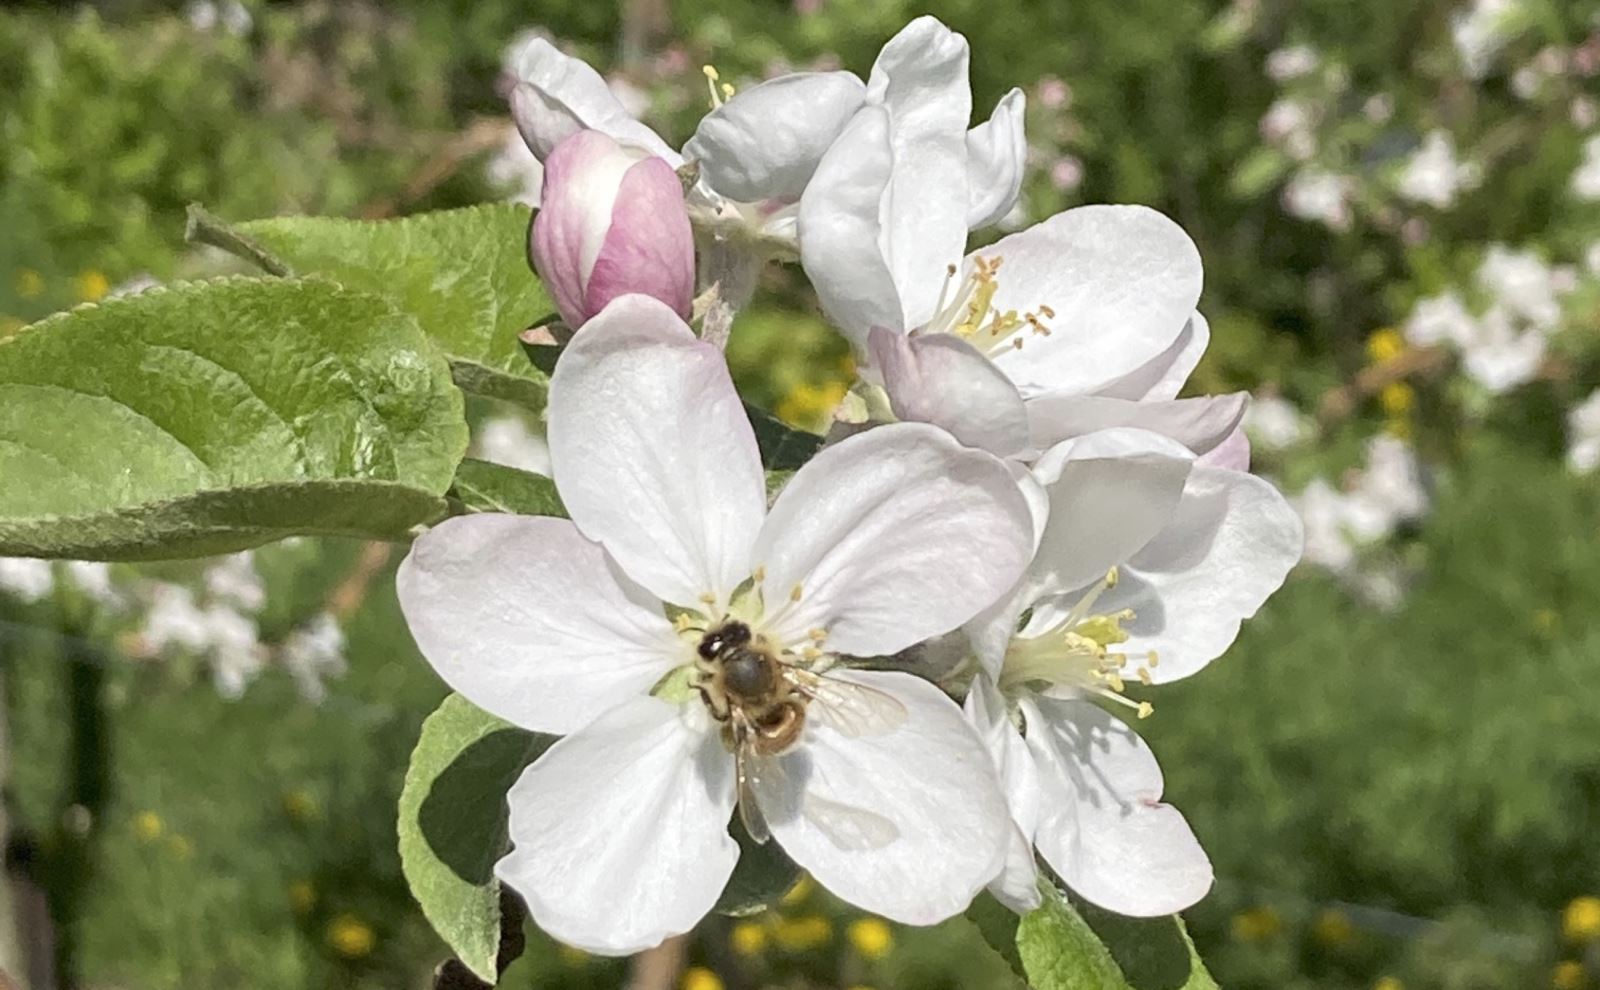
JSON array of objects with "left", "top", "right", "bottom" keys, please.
[
  {"left": 752, "top": 565, "right": 766, "bottom": 582},
  {"left": 1106, "top": 673, "right": 1125, "bottom": 693},
  {"left": 802, "top": 647, "right": 822, "bottom": 660},
  {"left": 789, "top": 584, "right": 803, "bottom": 603},
  {"left": 702, "top": 64, "right": 720, "bottom": 81},
  {"left": 721, "top": 82, "right": 735, "bottom": 99},
  {"left": 1038, "top": 303, "right": 1056, "bottom": 318},
  {"left": 1136, "top": 667, "right": 1153, "bottom": 685},
  {"left": 946, "top": 263, "right": 958, "bottom": 276},
  {"left": 1136, "top": 702, "right": 1154, "bottom": 719},
  {"left": 808, "top": 628, "right": 828, "bottom": 642},
  {"left": 1148, "top": 650, "right": 1160, "bottom": 668},
  {"left": 1011, "top": 338, "right": 1024, "bottom": 349},
  {"left": 699, "top": 593, "right": 717, "bottom": 607}
]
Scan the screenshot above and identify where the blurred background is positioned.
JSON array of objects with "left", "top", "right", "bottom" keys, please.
[{"left": 3, "top": 0, "right": 1600, "bottom": 988}]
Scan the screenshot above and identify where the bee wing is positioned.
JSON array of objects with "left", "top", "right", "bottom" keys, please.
[
  {"left": 786, "top": 669, "right": 908, "bottom": 737},
  {"left": 734, "top": 742, "right": 773, "bottom": 845},
  {"left": 802, "top": 793, "right": 900, "bottom": 851}
]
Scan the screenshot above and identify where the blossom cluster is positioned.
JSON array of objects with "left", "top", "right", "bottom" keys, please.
[
  {"left": 399, "top": 17, "right": 1303, "bottom": 954},
  {"left": 0, "top": 548, "right": 347, "bottom": 703}
]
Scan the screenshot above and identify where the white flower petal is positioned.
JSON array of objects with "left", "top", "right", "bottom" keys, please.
[
  {"left": 798, "top": 106, "right": 904, "bottom": 347},
  {"left": 684, "top": 71, "right": 866, "bottom": 202},
  {"left": 983, "top": 206, "right": 1203, "bottom": 396},
  {"left": 548, "top": 295, "right": 766, "bottom": 607},
  {"left": 754, "top": 423, "right": 1033, "bottom": 657},
  {"left": 1024, "top": 392, "right": 1248, "bottom": 457},
  {"left": 965, "top": 88, "right": 1027, "bottom": 230},
  {"left": 1092, "top": 312, "right": 1211, "bottom": 402},
  {"left": 1022, "top": 697, "right": 1213, "bottom": 916},
  {"left": 872, "top": 327, "right": 1032, "bottom": 458},
  {"left": 397, "top": 515, "right": 679, "bottom": 734},
  {"left": 989, "top": 824, "right": 1044, "bottom": 914},
  {"left": 867, "top": 16, "right": 974, "bottom": 330},
  {"left": 497, "top": 698, "right": 737, "bottom": 954},
  {"left": 1029, "top": 429, "right": 1195, "bottom": 596},
  {"left": 965, "top": 674, "right": 1041, "bottom": 838},
  {"left": 1099, "top": 466, "right": 1302, "bottom": 683},
  {"left": 755, "top": 670, "right": 1010, "bottom": 924},
  {"left": 509, "top": 38, "right": 680, "bottom": 164}
]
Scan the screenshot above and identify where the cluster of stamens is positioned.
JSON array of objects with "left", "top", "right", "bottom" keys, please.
[
  {"left": 671, "top": 568, "right": 831, "bottom": 665},
  {"left": 922, "top": 255, "right": 1056, "bottom": 356},
  {"left": 998, "top": 568, "right": 1159, "bottom": 719},
  {"left": 702, "top": 64, "right": 736, "bottom": 110}
]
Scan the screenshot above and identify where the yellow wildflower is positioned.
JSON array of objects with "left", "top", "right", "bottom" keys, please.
[
  {"left": 75, "top": 270, "right": 110, "bottom": 303},
  {"left": 288, "top": 880, "right": 316, "bottom": 915},
  {"left": 848, "top": 917, "right": 893, "bottom": 960},
  {"left": 282, "top": 789, "right": 318, "bottom": 824},
  {"left": 327, "top": 914, "right": 376, "bottom": 959},
  {"left": 1366, "top": 328, "right": 1405, "bottom": 364},
  {"left": 134, "top": 811, "right": 164, "bottom": 842},
  {"left": 730, "top": 919, "right": 767, "bottom": 956},
  {"left": 1230, "top": 906, "right": 1281, "bottom": 942},
  {"left": 681, "top": 965, "right": 723, "bottom": 990},
  {"left": 1373, "top": 978, "right": 1404, "bottom": 990},
  {"left": 1380, "top": 381, "right": 1415, "bottom": 417},
  {"left": 1312, "top": 908, "right": 1355, "bottom": 947},
  {"left": 1564, "top": 896, "right": 1600, "bottom": 943},
  {"left": 773, "top": 915, "right": 833, "bottom": 952},
  {"left": 1554, "top": 961, "right": 1585, "bottom": 990}
]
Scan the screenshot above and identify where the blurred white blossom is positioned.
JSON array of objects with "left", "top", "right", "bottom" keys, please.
[
  {"left": 0, "top": 557, "right": 54, "bottom": 603},
  {"left": 474, "top": 416, "right": 552, "bottom": 476},
  {"left": 1283, "top": 170, "right": 1353, "bottom": 229},
  {"left": 1403, "top": 291, "right": 1476, "bottom": 348},
  {"left": 1244, "top": 394, "right": 1311, "bottom": 450},
  {"left": 65, "top": 561, "right": 124, "bottom": 609},
  {"left": 1397, "top": 131, "right": 1480, "bottom": 208},
  {"left": 485, "top": 123, "right": 543, "bottom": 205},
  {"left": 280, "top": 613, "right": 348, "bottom": 704},
  {"left": 1567, "top": 390, "right": 1600, "bottom": 474},
  {"left": 1266, "top": 45, "right": 1320, "bottom": 82},
  {"left": 1477, "top": 245, "right": 1568, "bottom": 329},
  {"left": 204, "top": 552, "right": 266, "bottom": 612},
  {"left": 1261, "top": 98, "right": 1318, "bottom": 160},
  {"left": 1572, "top": 135, "right": 1600, "bottom": 200},
  {"left": 1450, "top": 0, "right": 1521, "bottom": 79}
]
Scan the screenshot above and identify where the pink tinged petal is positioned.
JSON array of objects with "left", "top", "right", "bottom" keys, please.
[
  {"left": 584, "top": 156, "right": 695, "bottom": 321},
  {"left": 531, "top": 130, "right": 643, "bottom": 327},
  {"left": 1196, "top": 422, "right": 1251, "bottom": 472},
  {"left": 754, "top": 671, "right": 1011, "bottom": 924},
  {"left": 1029, "top": 429, "right": 1195, "bottom": 596},
  {"left": 1097, "top": 466, "right": 1302, "bottom": 683},
  {"left": 684, "top": 71, "right": 867, "bottom": 202},
  {"left": 798, "top": 106, "right": 904, "bottom": 348},
  {"left": 548, "top": 296, "right": 766, "bottom": 607},
  {"left": 983, "top": 206, "right": 1204, "bottom": 396},
  {"left": 396, "top": 515, "right": 680, "bottom": 734},
  {"left": 496, "top": 698, "right": 737, "bottom": 955},
  {"left": 1023, "top": 392, "right": 1249, "bottom": 458},
  {"left": 1021, "top": 697, "right": 1213, "bottom": 917},
  {"left": 509, "top": 38, "right": 680, "bottom": 164},
  {"left": 1093, "top": 312, "right": 1211, "bottom": 402},
  {"left": 966, "top": 88, "right": 1028, "bottom": 229},
  {"left": 753, "top": 422, "right": 1034, "bottom": 657},
  {"left": 871, "top": 327, "right": 1032, "bottom": 458},
  {"left": 867, "top": 16, "right": 974, "bottom": 329}
]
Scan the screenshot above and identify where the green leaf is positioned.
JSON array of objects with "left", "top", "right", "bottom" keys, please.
[
  {"left": 714, "top": 821, "right": 802, "bottom": 916},
  {"left": 1016, "top": 883, "right": 1218, "bottom": 990},
  {"left": 234, "top": 205, "right": 554, "bottom": 410},
  {"left": 448, "top": 459, "right": 565, "bottom": 517},
  {"left": 399, "top": 694, "right": 552, "bottom": 983},
  {"left": 965, "top": 892, "right": 1027, "bottom": 981},
  {"left": 746, "top": 402, "right": 823, "bottom": 471},
  {"left": 0, "top": 278, "right": 466, "bottom": 560}
]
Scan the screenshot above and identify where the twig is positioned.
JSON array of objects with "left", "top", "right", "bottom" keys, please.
[
  {"left": 626, "top": 935, "right": 689, "bottom": 990},
  {"left": 357, "top": 117, "right": 509, "bottom": 220},
  {"left": 326, "top": 542, "right": 395, "bottom": 620}
]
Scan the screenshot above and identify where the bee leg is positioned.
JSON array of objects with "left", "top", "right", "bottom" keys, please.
[{"left": 698, "top": 685, "right": 731, "bottom": 721}]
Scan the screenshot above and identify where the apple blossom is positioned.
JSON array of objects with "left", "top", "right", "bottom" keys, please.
[
  {"left": 531, "top": 130, "right": 695, "bottom": 328},
  {"left": 802, "top": 152, "right": 1246, "bottom": 463},
  {"left": 959, "top": 428, "right": 1301, "bottom": 916},
  {"left": 508, "top": 20, "right": 1023, "bottom": 279},
  {"left": 396, "top": 294, "right": 1035, "bottom": 954}
]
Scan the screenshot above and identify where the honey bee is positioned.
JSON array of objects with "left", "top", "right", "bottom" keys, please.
[{"left": 695, "top": 619, "right": 907, "bottom": 844}]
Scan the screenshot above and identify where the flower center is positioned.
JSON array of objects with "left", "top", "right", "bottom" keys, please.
[
  {"left": 921, "top": 255, "right": 1056, "bottom": 358},
  {"left": 998, "top": 567, "right": 1158, "bottom": 719}
]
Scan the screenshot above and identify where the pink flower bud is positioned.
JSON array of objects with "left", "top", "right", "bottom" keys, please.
[{"left": 530, "top": 130, "right": 695, "bottom": 328}]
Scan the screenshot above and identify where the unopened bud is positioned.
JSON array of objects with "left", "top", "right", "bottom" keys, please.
[{"left": 530, "top": 130, "right": 695, "bottom": 329}]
